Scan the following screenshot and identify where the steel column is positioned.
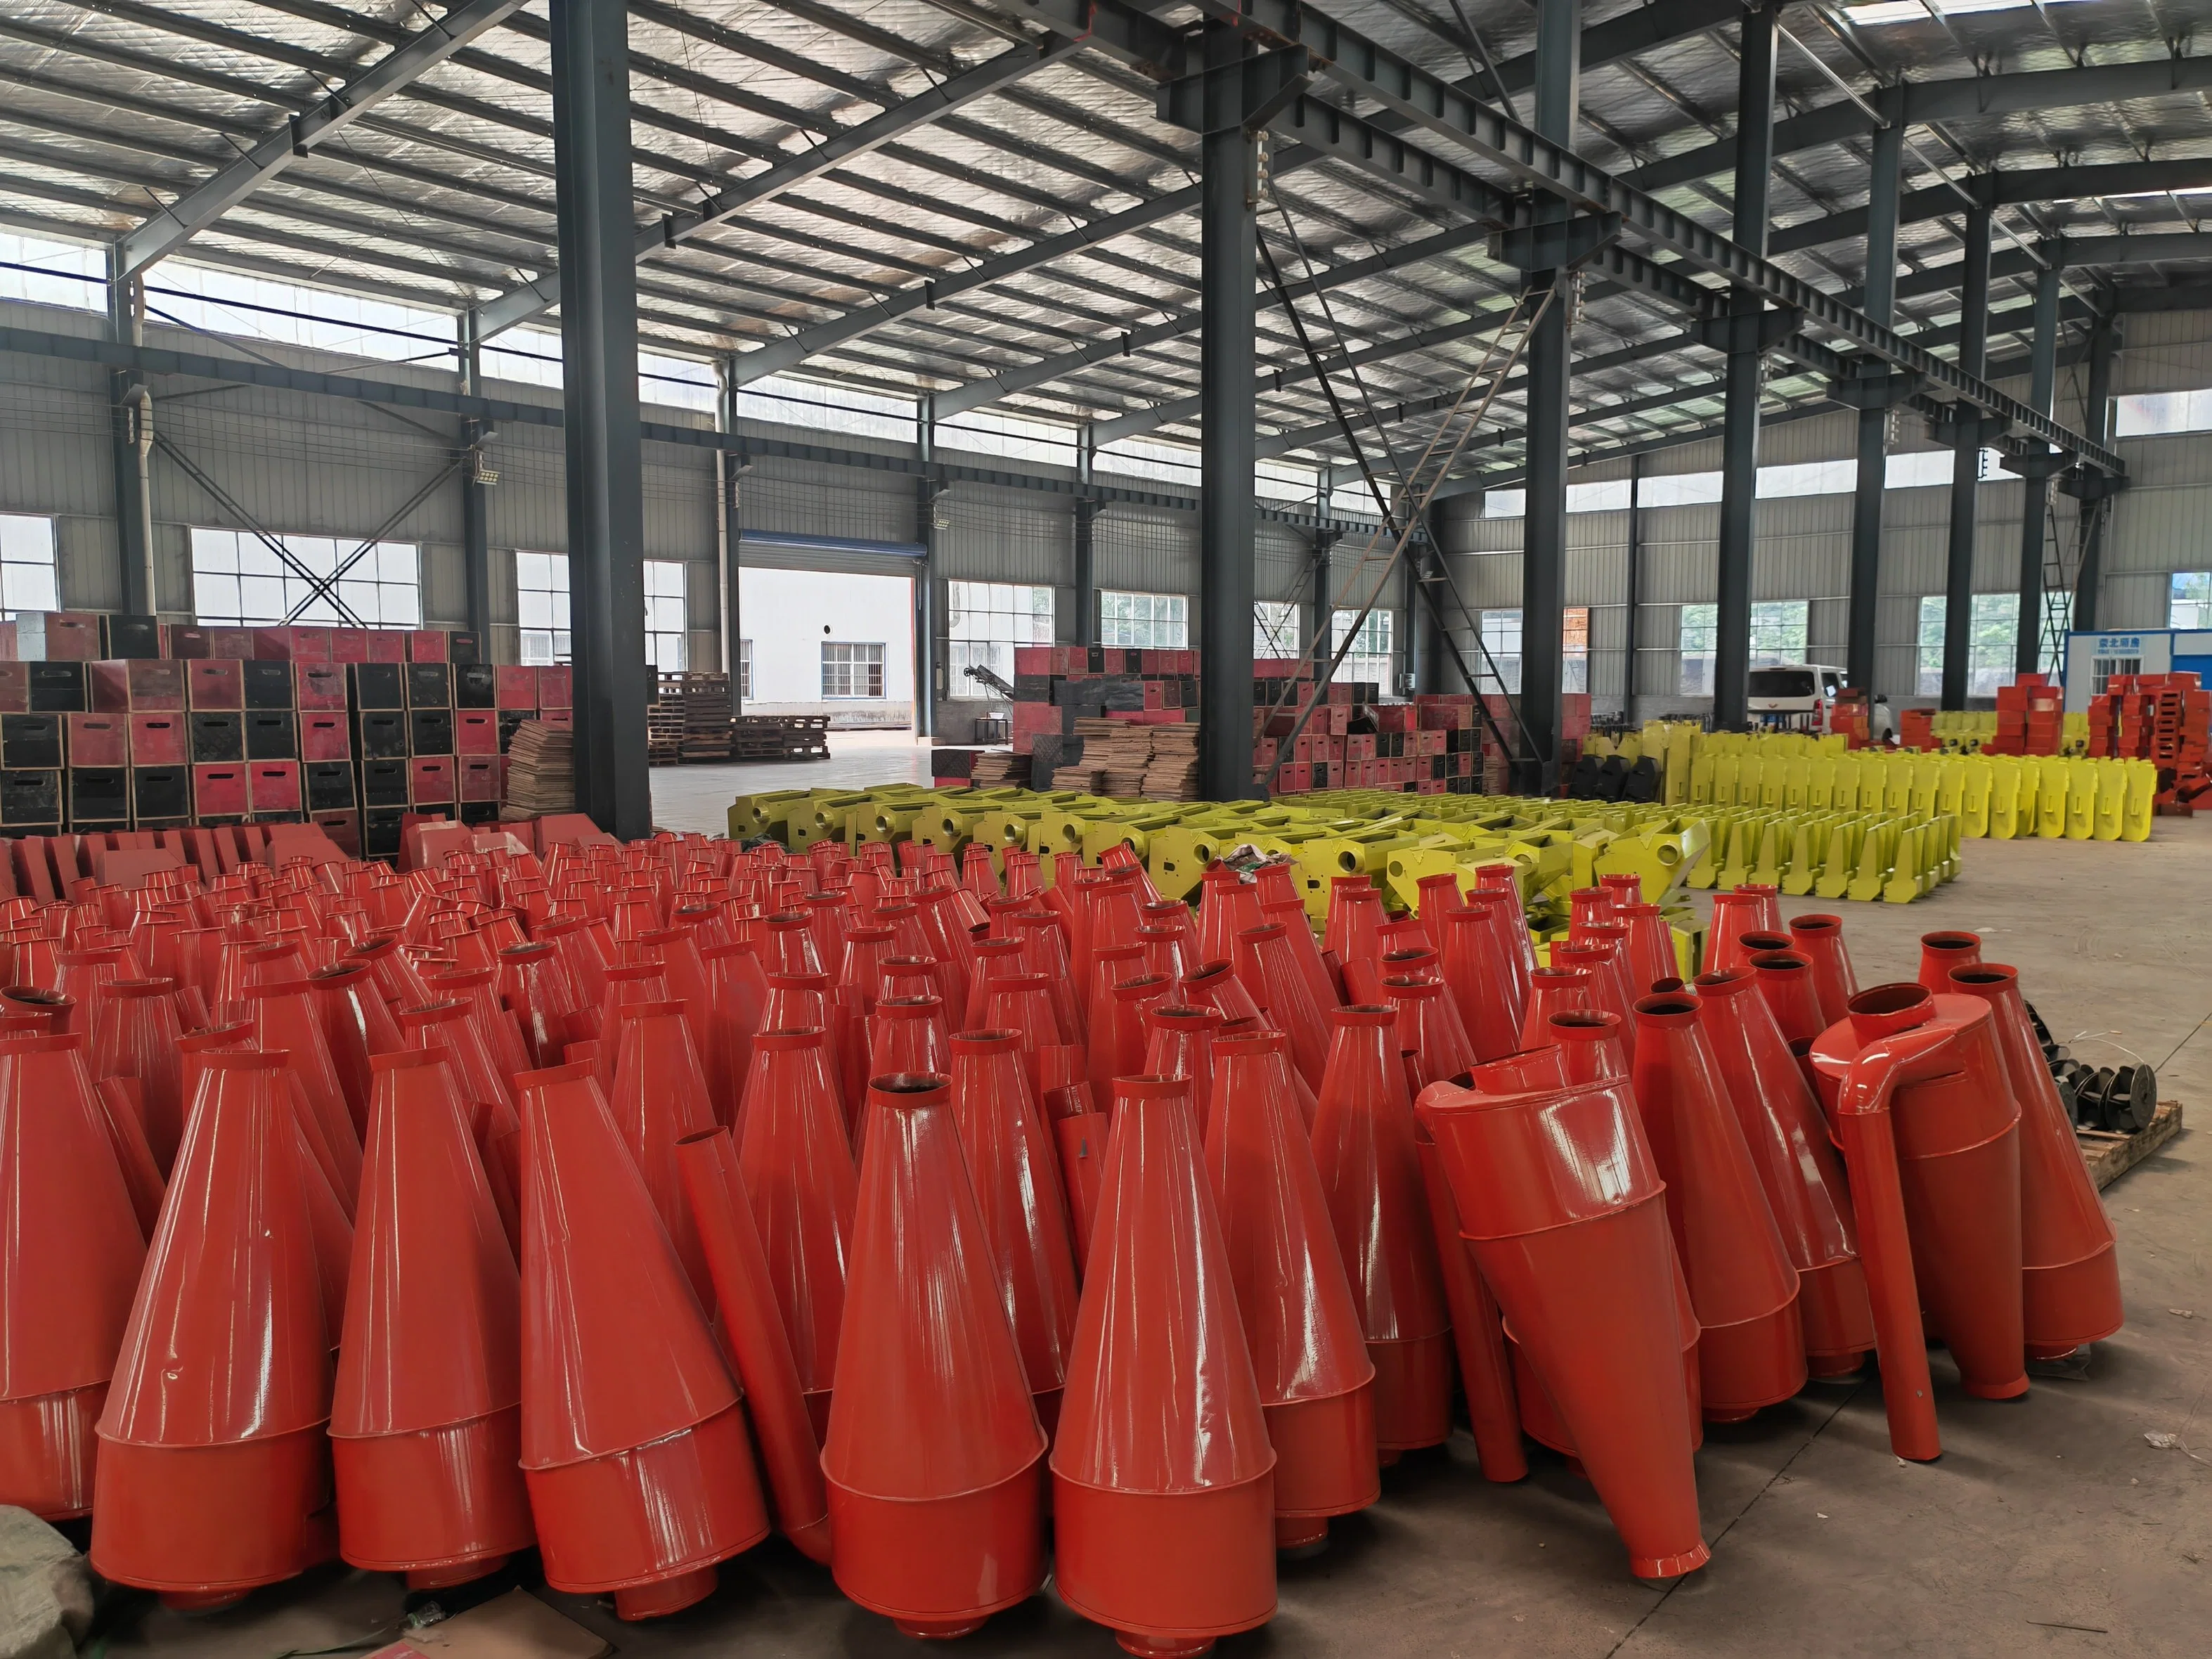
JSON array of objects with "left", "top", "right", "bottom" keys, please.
[
  {"left": 2014, "top": 265, "right": 2062, "bottom": 676},
  {"left": 1197, "top": 26, "right": 1259, "bottom": 801},
  {"left": 715, "top": 358, "right": 743, "bottom": 702},
  {"left": 1623, "top": 451, "right": 1643, "bottom": 724},
  {"left": 1074, "top": 424, "right": 1098, "bottom": 649},
  {"left": 1712, "top": 1, "right": 1778, "bottom": 732},
  {"left": 550, "top": 0, "right": 650, "bottom": 839},
  {"left": 459, "top": 315, "right": 492, "bottom": 643},
  {"left": 1520, "top": 0, "right": 1580, "bottom": 790},
  {"left": 105, "top": 250, "right": 155, "bottom": 616},
  {"left": 1940, "top": 205, "right": 1993, "bottom": 710},
  {"left": 2071, "top": 311, "right": 2121, "bottom": 632},
  {"left": 916, "top": 398, "right": 939, "bottom": 740},
  {"left": 1846, "top": 108, "right": 1903, "bottom": 693},
  {"left": 1311, "top": 498, "right": 1335, "bottom": 681}
]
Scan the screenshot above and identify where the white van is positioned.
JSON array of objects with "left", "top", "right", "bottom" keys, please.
[{"left": 1747, "top": 662, "right": 1849, "bottom": 730}]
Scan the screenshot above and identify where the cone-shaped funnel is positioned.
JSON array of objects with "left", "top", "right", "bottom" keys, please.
[
  {"left": 0, "top": 1035, "right": 147, "bottom": 1520},
  {"left": 1809, "top": 988, "right": 2029, "bottom": 1404},
  {"left": 1747, "top": 951, "right": 1827, "bottom": 1053},
  {"left": 251, "top": 979, "right": 364, "bottom": 1206},
  {"left": 1418, "top": 1077, "right": 1707, "bottom": 1580},
  {"left": 1518, "top": 967, "right": 1591, "bottom": 1052},
  {"left": 1143, "top": 1005, "right": 1222, "bottom": 1137},
  {"left": 1441, "top": 903, "right": 1520, "bottom": 1063},
  {"left": 1238, "top": 926, "right": 1328, "bottom": 1092},
  {"left": 1916, "top": 931, "right": 1981, "bottom": 994},
  {"left": 735, "top": 1028, "right": 857, "bottom": 1438},
  {"left": 950, "top": 1031, "right": 1080, "bottom": 1434},
  {"left": 1311, "top": 1007, "right": 1451, "bottom": 1455},
  {"left": 1704, "top": 893, "right": 1767, "bottom": 975},
  {"left": 500, "top": 943, "right": 590, "bottom": 1071},
  {"left": 677, "top": 1127, "right": 832, "bottom": 1564},
  {"left": 1547, "top": 1009, "right": 1629, "bottom": 1085},
  {"left": 1384, "top": 975, "right": 1476, "bottom": 1089},
  {"left": 1205, "top": 1035, "right": 1380, "bottom": 1547},
  {"left": 1618, "top": 904, "right": 1680, "bottom": 998},
  {"left": 611, "top": 1000, "right": 720, "bottom": 1304},
  {"left": 825, "top": 1074, "right": 1047, "bottom": 1637},
  {"left": 1785, "top": 915, "right": 1857, "bottom": 1028},
  {"left": 93, "top": 1050, "right": 339, "bottom": 1609},
  {"left": 93, "top": 1076, "right": 167, "bottom": 1240},
  {"left": 1093, "top": 974, "right": 1172, "bottom": 1106},
  {"left": 517, "top": 1061, "right": 768, "bottom": 1619},
  {"left": 1054, "top": 1076, "right": 1276, "bottom": 1654},
  {"left": 1692, "top": 970, "right": 1872, "bottom": 1379},
  {"left": 1947, "top": 965, "right": 2123, "bottom": 1357},
  {"left": 307, "top": 962, "right": 403, "bottom": 1144},
  {"left": 1630, "top": 994, "right": 1805, "bottom": 1420},
  {"left": 90, "top": 979, "right": 188, "bottom": 1177},
  {"left": 331, "top": 1050, "right": 533, "bottom": 1587}
]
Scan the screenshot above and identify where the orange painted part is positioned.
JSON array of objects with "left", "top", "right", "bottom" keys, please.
[
  {"left": 675, "top": 1127, "right": 832, "bottom": 1564},
  {"left": 331, "top": 1048, "right": 531, "bottom": 1579},
  {"left": 734, "top": 1029, "right": 856, "bottom": 1405},
  {"left": 516, "top": 1061, "right": 768, "bottom": 1612},
  {"left": 1310, "top": 1007, "right": 1452, "bottom": 1453},
  {"left": 0, "top": 1034, "right": 146, "bottom": 1518},
  {"left": 1206, "top": 1033, "right": 1381, "bottom": 1521},
  {"left": 949, "top": 1031, "right": 1080, "bottom": 1417},
  {"left": 1418, "top": 1076, "right": 1708, "bottom": 1580},
  {"left": 1694, "top": 969, "right": 1873, "bottom": 1372},
  {"left": 824, "top": 1075, "right": 1046, "bottom": 1634},
  {"left": 93, "top": 1051, "right": 338, "bottom": 1601},
  {"left": 1949, "top": 966, "right": 2123, "bottom": 1354},
  {"left": 1054, "top": 1075, "right": 1276, "bottom": 1648}
]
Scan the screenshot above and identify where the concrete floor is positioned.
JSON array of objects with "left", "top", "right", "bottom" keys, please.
[
  {"left": 649, "top": 730, "right": 935, "bottom": 837},
  {"left": 96, "top": 817, "right": 2211, "bottom": 1659}
]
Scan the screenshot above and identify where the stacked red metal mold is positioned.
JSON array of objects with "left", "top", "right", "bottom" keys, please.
[{"left": 0, "top": 840, "right": 2127, "bottom": 1634}]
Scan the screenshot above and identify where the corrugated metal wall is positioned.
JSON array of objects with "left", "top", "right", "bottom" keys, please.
[{"left": 5, "top": 294, "right": 2212, "bottom": 692}]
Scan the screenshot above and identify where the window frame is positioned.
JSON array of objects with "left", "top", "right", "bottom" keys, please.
[
  {"left": 515, "top": 550, "right": 571, "bottom": 666},
  {"left": 2171, "top": 572, "right": 2212, "bottom": 631},
  {"left": 821, "top": 640, "right": 887, "bottom": 699},
  {"left": 188, "top": 527, "right": 421, "bottom": 628},
  {"left": 947, "top": 579, "right": 1056, "bottom": 686},
  {"left": 1099, "top": 588, "right": 1189, "bottom": 650},
  {"left": 0, "top": 514, "right": 63, "bottom": 614},
  {"left": 1917, "top": 593, "right": 2021, "bottom": 698},
  {"left": 1253, "top": 600, "right": 1300, "bottom": 657},
  {"left": 644, "top": 560, "right": 687, "bottom": 673}
]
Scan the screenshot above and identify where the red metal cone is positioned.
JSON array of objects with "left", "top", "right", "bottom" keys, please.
[
  {"left": 1518, "top": 965, "right": 1591, "bottom": 1050},
  {"left": 867, "top": 993, "right": 950, "bottom": 1083},
  {"left": 308, "top": 961, "right": 405, "bottom": 1141},
  {"left": 1617, "top": 903, "right": 1680, "bottom": 996},
  {"left": 1785, "top": 914, "right": 1858, "bottom": 1028},
  {"left": 824, "top": 1073, "right": 1047, "bottom": 1637},
  {"left": 516, "top": 1061, "right": 768, "bottom": 1619},
  {"left": 675, "top": 1127, "right": 833, "bottom": 1565},
  {"left": 1703, "top": 891, "right": 1767, "bottom": 974},
  {"left": 1747, "top": 950, "right": 1828, "bottom": 1053},
  {"left": 1054, "top": 1075, "right": 1276, "bottom": 1655},
  {"left": 1916, "top": 931, "right": 1981, "bottom": 994},
  {"left": 735, "top": 1028, "right": 857, "bottom": 1439},
  {"left": 1692, "top": 969, "right": 1873, "bottom": 1379},
  {"left": 637, "top": 925, "right": 718, "bottom": 1074},
  {"left": 1238, "top": 924, "right": 1329, "bottom": 1091},
  {"left": 593, "top": 961, "right": 671, "bottom": 1092},
  {"left": 498, "top": 942, "right": 589, "bottom": 1071},
  {"left": 1262, "top": 898, "right": 1339, "bottom": 1018},
  {"left": 397, "top": 999, "right": 522, "bottom": 1248},
  {"left": 1384, "top": 974, "right": 1477, "bottom": 1088},
  {"left": 93, "top": 1050, "right": 339, "bottom": 1610},
  {"left": 1440, "top": 902, "right": 1520, "bottom": 1062},
  {"left": 610, "top": 1000, "right": 720, "bottom": 1305},
  {"left": 428, "top": 966, "right": 534, "bottom": 1099},
  {"left": 1418, "top": 1076, "right": 1709, "bottom": 1580},
  {"left": 1196, "top": 865, "right": 1262, "bottom": 966},
  {"left": 251, "top": 978, "right": 364, "bottom": 1207},
  {"left": 93, "top": 1076, "right": 167, "bottom": 1239},
  {"left": 1550, "top": 942, "right": 1638, "bottom": 1063},
  {"left": 1205, "top": 1035, "right": 1380, "bottom": 1547},
  {"left": 0, "top": 987, "right": 70, "bottom": 1035},
  {"left": 1310, "top": 1006, "right": 1452, "bottom": 1455},
  {"left": 987, "top": 970, "right": 1068, "bottom": 1097},
  {"left": 1095, "top": 973, "right": 1173, "bottom": 1105},
  {"left": 950, "top": 1031, "right": 1080, "bottom": 1433},
  {"left": 331, "top": 1049, "right": 533, "bottom": 1587},
  {"left": 0, "top": 1035, "right": 147, "bottom": 1520},
  {"left": 1544, "top": 1008, "right": 1629, "bottom": 1084},
  {"left": 1143, "top": 1004, "right": 1223, "bottom": 1135},
  {"left": 1630, "top": 992, "right": 1805, "bottom": 1420},
  {"left": 1052, "top": 1099, "right": 1111, "bottom": 1280},
  {"left": 701, "top": 941, "right": 770, "bottom": 1125},
  {"left": 1948, "top": 965, "right": 2123, "bottom": 1357},
  {"left": 1810, "top": 986, "right": 2028, "bottom": 1402},
  {"left": 90, "top": 978, "right": 188, "bottom": 1177},
  {"left": 347, "top": 934, "right": 432, "bottom": 1013}
]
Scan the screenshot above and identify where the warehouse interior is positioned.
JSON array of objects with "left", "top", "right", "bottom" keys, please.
[{"left": 1, "top": 0, "right": 2209, "bottom": 1653}]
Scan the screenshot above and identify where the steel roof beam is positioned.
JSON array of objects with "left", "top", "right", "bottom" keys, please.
[
  {"left": 1770, "top": 160, "right": 2212, "bottom": 256},
  {"left": 112, "top": 0, "right": 527, "bottom": 278}
]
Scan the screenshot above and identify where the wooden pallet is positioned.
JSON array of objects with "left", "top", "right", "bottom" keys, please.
[{"left": 2078, "top": 1099, "right": 2183, "bottom": 1189}]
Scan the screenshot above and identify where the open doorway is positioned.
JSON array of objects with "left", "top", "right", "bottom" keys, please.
[{"left": 736, "top": 566, "right": 914, "bottom": 732}]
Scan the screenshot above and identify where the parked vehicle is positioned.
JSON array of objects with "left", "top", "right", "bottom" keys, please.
[{"left": 1747, "top": 662, "right": 1849, "bottom": 730}]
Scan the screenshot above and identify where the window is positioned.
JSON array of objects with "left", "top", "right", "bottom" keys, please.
[
  {"left": 0, "top": 233, "right": 103, "bottom": 313},
  {"left": 1563, "top": 605, "right": 1589, "bottom": 693},
  {"left": 516, "top": 551, "right": 570, "bottom": 665},
  {"left": 1477, "top": 609, "right": 1521, "bottom": 694},
  {"left": 1253, "top": 600, "right": 1300, "bottom": 657},
  {"left": 738, "top": 639, "right": 753, "bottom": 699},
  {"left": 1917, "top": 593, "right": 2021, "bottom": 698},
  {"left": 2117, "top": 390, "right": 2212, "bottom": 438},
  {"left": 1101, "top": 589, "right": 1187, "bottom": 648},
  {"left": 640, "top": 351, "right": 716, "bottom": 414},
  {"left": 2172, "top": 572, "right": 2212, "bottom": 630},
  {"left": 148, "top": 265, "right": 455, "bottom": 365},
  {"left": 733, "top": 374, "right": 915, "bottom": 444},
  {"left": 1680, "top": 603, "right": 1717, "bottom": 695},
  {"left": 190, "top": 529, "right": 420, "bottom": 626},
  {"left": 645, "top": 560, "right": 687, "bottom": 672},
  {"left": 1750, "top": 600, "right": 1809, "bottom": 665},
  {"left": 1333, "top": 608, "right": 1395, "bottom": 692},
  {"left": 0, "top": 515, "right": 61, "bottom": 613},
  {"left": 947, "top": 581, "right": 1054, "bottom": 686},
  {"left": 822, "top": 642, "right": 886, "bottom": 698}
]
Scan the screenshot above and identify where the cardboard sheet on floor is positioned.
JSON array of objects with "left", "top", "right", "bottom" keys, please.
[{"left": 364, "top": 1589, "right": 609, "bottom": 1659}]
